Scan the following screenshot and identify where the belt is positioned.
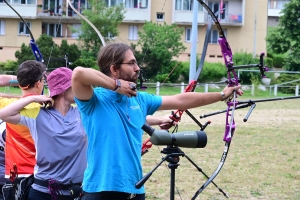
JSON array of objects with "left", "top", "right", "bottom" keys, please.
[
  {"left": 83, "top": 191, "right": 136, "bottom": 199},
  {"left": 34, "top": 178, "right": 81, "bottom": 190}
]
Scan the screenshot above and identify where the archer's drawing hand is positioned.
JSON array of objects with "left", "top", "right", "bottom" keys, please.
[
  {"left": 32, "top": 95, "right": 53, "bottom": 107},
  {"left": 222, "top": 85, "right": 244, "bottom": 98},
  {"left": 116, "top": 79, "right": 137, "bottom": 97},
  {"left": 159, "top": 114, "right": 178, "bottom": 130}
]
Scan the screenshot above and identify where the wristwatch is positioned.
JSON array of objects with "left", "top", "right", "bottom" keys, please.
[
  {"left": 220, "top": 91, "right": 225, "bottom": 100},
  {"left": 113, "top": 79, "right": 121, "bottom": 91}
]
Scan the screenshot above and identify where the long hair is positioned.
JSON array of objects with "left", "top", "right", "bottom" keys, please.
[{"left": 97, "top": 43, "right": 134, "bottom": 76}]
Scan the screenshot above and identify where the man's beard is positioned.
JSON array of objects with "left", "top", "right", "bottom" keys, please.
[{"left": 119, "top": 71, "right": 139, "bottom": 83}]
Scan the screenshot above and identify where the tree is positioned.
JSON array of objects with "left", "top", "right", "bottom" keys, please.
[
  {"left": 266, "top": 0, "right": 300, "bottom": 71},
  {"left": 15, "top": 34, "right": 81, "bottom": 69},
  {"left": 133, "top": 21, "right": 186, "bottom": 82},
  {"left": 73, "top": 0, "right": 125, "bottom": 57}
]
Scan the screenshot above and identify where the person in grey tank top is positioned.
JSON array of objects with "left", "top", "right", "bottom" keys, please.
[{"left": 0, "top": 67, "right": 87, "bottom": 200}]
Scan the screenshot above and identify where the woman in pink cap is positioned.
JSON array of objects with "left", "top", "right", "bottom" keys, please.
[{"left": 0, "top": 67, "right": 87, "bottom": 200}]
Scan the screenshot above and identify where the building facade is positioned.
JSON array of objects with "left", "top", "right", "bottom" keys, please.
[
  {"left": 0, "top": 0, "right": 268, "bottom": 63},
  {"left": 267, "top": 0, "right": 290, "bottom": 27}
]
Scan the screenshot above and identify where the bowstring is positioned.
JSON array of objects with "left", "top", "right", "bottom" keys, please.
[
  {"left": 46, "top": 16, "right": 63, "bottom": 71},
  {"left": 138, "top": 1, "right": 184, "bottom": 199}
]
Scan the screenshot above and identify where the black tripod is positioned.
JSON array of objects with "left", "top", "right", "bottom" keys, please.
[
  {"left": 136, "top": 145, "right": 184, "bottom": 200},
  {"left": 135, "top": 145, "right": 228, "bottom": 200}
]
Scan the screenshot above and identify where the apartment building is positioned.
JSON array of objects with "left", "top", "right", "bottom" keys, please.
[
  {"left": 268, "top": 0, "right": 290, "bottom": 27},
  {"left": 0, "top": 0, "right": 268, "bottom": 63}
]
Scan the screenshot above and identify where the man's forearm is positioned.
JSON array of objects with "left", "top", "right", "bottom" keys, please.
[
  {"left": 0, "top": 75, "right": 18, "bottom": 87},
  {"left": 72, "top": 67, "right": 115, "bottom": 90}
]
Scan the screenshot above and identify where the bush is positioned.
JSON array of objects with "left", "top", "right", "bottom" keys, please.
[
  {"left": 71, "top": 58, "right": 98, "bottom": 70},
  {"left": 199, "top": 62, "right": 227, "bottom": 82},
  {"left": 268, "top": 53, "right": 285, "bottom": 68},
  {"left": 154, "top": 61, "right": 183, "bottom": 83},
  {"left": 273, "top": 74, "right": 300, "bottom": 94},
  {"left": 4, "top": 60, "right": 18, "bottom": 73}
]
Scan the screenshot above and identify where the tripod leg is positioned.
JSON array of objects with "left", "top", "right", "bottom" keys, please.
[{"left": 184, "top": 154, "right": 229, "bottom": 198}]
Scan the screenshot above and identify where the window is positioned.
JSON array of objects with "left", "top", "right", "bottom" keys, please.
[
  {"left": 27, "top": 0, "right": 35, "bottom": 4},
  {"left": 208, "top": 1, "right": 227, "bottom": 20},
  {"left": 208, "top": 29, "right": 227, "bottom": 44},
  {"left": 0, "top": 21, "right": 5, "bottom": 35},
  {"left": 277, "top": 0, "right": 289, "bottom": 9},
  {"left": 128, "top": 25, "right": 138, "bottom": 40},
  {"left": 105, "top": 0, "right": 123, "bottom": 6},
  {"left": 156, "top": 13, "right": 164, "bottom": 21},
  {"left": 42, "top": 23, "right": 62, "bottom": 37},
  {"left": 185, "top": 28, "right": 191, "bottom": 42},
  {"left": 19, "top": 22, "right": 31, "bottom": 35},
  {"left": 125, "top": 0, "right": 148, "bottom": 9},
  {"left": 71, "top": 24, "right": 82, "bottom": 38},
  {"left": 175, "top": 0, "right": 203, "bottom": 11}
]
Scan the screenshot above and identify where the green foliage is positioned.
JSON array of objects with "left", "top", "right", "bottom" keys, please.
[
  {"left": 73, "top": 0, "right": 125, "bottom": 57},
  {"left": 0, "top": 62, "right": 6, "bottom": 73},
  {"left": 267, "top": 53, "right": 285, "bottom": 68},
  {"left": 233, "top": 51, "right": 273, "bottom": 84},
  {"left": 15, "top": 34, "right": 81, "bottom": 69},
  {"left": 59, "top": 40, "right": 81, "bottom": 65},
  {"left": 249, "top": 73, "right": 261, "bottom": 96},
  {"left": 233, "top": 51, "right": 254, "bottom": 65},
  {"left": 155, "top": 74, "right": 169, "bottom": 83},
  {"left": 133, "top": 21, "right": 186, "bottom": 78},
  {"left": 199, "top": 62, "right": 226, "bottom": 82},
  {"left": 154, "top": 61, "right": 183, "bottom": 83},
  {"left": 15, "top": 43, "right": 36, "bottom": 64},
  {"left": 273, "top": 74, "right": 300, "bottom": 94},
  {"left": 71, "top": 58, "right": 98, "bottom": 70},
  {"left": 266, "top": 27, "right": 290, "bottom": 54},
  {"left": 180, "top": 61, "right": 226, "bottom": 82},
  {"left": 0, "top": 60, "right": 18, "bottom": 74},
  {"left": 283, "top": 51, "right": 300, "bottom": 71},
  {"left": 266, "top": 0, "right": 300, "bottom": 71}
]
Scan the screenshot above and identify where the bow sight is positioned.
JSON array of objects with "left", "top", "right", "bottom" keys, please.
[{"left": 225, "top": 53, "right": 268, "bottom": 86}]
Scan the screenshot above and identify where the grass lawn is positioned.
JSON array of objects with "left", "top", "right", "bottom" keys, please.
[
  {"left": 142, "top": 98, "right": 300, "bottom": 199},
  {"left": 1, "top": 86, "right": 299, "bottom": 199}
]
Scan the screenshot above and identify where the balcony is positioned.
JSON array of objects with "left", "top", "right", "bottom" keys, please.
[
  {"left": 173, "top": 11, "right": 205, "bottom": 24},
  {"left": 204, "top": 13, "right": 243, "bottom": 25},
  {"left": 173, "top": 0, "right": 244, "bottom": 25},
  {"left": 123, "top": 7, "right": 151, "bottom": 22},
  {"left": 268, "top": 0, "right": 290, "bottom": 16},
  {"left": 0, "top": 1, "right": 37, "bottom": 18}
]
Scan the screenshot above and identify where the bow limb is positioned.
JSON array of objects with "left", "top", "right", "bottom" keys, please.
[
  {"left": 3, "top": 0, "right": 43, "bottom": 62},
  {"left": 169, "top": 13, "right": 213, "bottom": 130},
  {"left": 190, "top": 1, "right": 236, "bottom": 198},
  {"left": 67, "top": 0, "right": 106, "bottom": 47}
]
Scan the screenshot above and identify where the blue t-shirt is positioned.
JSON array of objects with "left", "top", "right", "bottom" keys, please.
[{"left": 75, "top": 88, "right": 162, "bottom": 194}]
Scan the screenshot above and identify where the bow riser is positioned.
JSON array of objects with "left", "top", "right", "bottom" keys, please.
[
  {"left": 169, "top": 80, "right": 198, "bottom": 122},
  {"left": 218, "top": 38, "right": 233, "bottom": 67}
]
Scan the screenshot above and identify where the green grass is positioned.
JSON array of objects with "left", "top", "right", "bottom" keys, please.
[
  {"left": 1, "top": 84, "right": 294, "bottom": 98},
  {"left": 142, "top": 99, "right": 300, "bottom": 200},
  {"left": 1, "top": 85, "right": 299, "bottom": 199},
  {"left": 142, "top": 84, "right": 293, "bottom": 98}
]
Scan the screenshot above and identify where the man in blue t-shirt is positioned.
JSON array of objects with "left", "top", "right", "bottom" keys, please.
[{"left": 72, "top": 43, "right": 243, "bottom": 200}]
